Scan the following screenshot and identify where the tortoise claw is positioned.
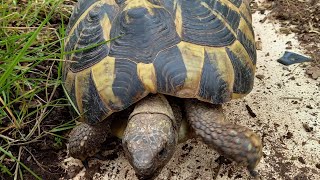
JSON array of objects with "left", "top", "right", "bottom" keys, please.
[
  {"left": 248, "top": 168, "right": 261, "bottom": 179},
  {"left": 82, "top": 159, "right": 89, "bottom": 169},
  {"left": 81, "top": 153, "right": 107, "bottom": 169},
  {"left": 185, "top": 100, "right": 262, "bottom": 176},
  {"left": 248, "top": 168, "right": 258, "bottom": 177}
]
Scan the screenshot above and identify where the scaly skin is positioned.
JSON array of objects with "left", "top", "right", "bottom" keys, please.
[
  {"left": 123, "top": 95, "right": 181, "bottom": 179},
  {"left": 68, "top": 96, "right": 262, "bottom": 178},
  {"left": 68, "top": 108, "right": 131, "bottom": 161},
  {"left": 68, "top": 121, "right": 111, "bottom": 161},
  {"left": 184, "top": 99, "right": 262, "bottom": 176}
]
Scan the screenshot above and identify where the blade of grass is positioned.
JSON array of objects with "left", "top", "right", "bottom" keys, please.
[
  {"left": 0, "top": 163, "right": 13, "bottom": 176},
  {"left": 62, "top": 84, "right": 80, "bottom": 116},
  {"left": 0, "top": 95, "right": 19, "bottom": 128},
  {"left": 0, "top": 0, "right": 63, "bottom": 88},
  {"left": 50, "top": 120, "right": 76, "bottom": 133},
  {"left": 62, "top": 35, "right": 122, "bottom": 56},
  {"left": 0, "top": 54, "right": 61, "bottom": 91},
  {"left": 0, "top": 146, "right": 41, "bottom": 180}
]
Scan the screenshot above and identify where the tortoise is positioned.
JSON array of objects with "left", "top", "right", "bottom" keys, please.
[{"left": 63, "top": 0, "right": 262, "bottom": 179}]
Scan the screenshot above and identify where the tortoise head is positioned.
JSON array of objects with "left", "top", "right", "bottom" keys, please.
[{"left": 122, "top": 113, "right": 178, "bottom": 179}]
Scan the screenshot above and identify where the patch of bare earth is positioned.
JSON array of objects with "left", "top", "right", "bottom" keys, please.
[{"left": 254, "top": 0, "right": 320, "bottom": 80}]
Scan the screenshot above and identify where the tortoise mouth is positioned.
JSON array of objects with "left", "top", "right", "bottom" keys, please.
[
  {"left": 136, "top": 174, "right": 158, "bottom": 180},
  {"left": 133, "top": 158, "right": 156, "bottom": 174},
  {"left": 125, "top": 148, "right": 160, "bottom": 179},
  {"left": 135, "top": 166, "right": 161, "bottom": 180}
]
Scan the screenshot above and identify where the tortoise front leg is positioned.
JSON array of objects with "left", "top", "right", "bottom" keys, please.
[
  {"left": 184, "top": 99, "right": 262, "bottom": 176},
  {"left": 68, "top": 121, "right": 111, "bottom": 161}
]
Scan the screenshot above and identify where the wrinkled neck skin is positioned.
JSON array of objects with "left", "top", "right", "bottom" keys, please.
[{"left": 122, "top": 113, "right": 178, "bottom": 179}]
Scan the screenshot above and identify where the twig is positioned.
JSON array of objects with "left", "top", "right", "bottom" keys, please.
[
  {"left": 308, "top": 21, "right": 320, "bottom": 35},
  {"left": 23, "top": 147, "right": 51, "bottom": 173},
  {"left": 280, "top": 97, "right": 303, "bottom": 100},
  {"left": 14, "top": 147, "right": 23, "bottom": 180},
  {"left": 25, "top": 60, "right": 60, "bottom": 140},
  {"left": 285, "top": 63, "right": 306, "bottom": 81},
  {"left": 0, "top": 134, "right": 15, "bottom": 142},
  {"left": 0, "top": 124, "right": 16, "bottom": 134}
]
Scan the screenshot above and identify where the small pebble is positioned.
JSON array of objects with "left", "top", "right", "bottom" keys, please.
[
  {"left": 256, "top": 74, "right": 265, "bottom": 80},
  {"left": 302, "top": 123, "right": 313, "bottom": 132},
  {"left": 298, "top": 157, "right": 306, "bottom": 164}
]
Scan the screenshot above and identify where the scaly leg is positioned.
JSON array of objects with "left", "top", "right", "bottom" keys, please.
[
  {"left": 184, "top": 99, "right": 262, "bottom": 176},
  {"left": 68, "top": 120, "right": 111, "bottom": 162}
]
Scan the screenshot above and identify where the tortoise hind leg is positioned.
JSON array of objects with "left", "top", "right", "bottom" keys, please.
[
  {"left": 68, "top": 121, "right": 111, "bottom": 162},
  {"left": 184, "top": 99, "right": 262, "bottom": 176}
]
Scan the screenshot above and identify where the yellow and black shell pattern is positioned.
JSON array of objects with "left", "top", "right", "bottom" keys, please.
[{"left": 63, "top": 0, "right": 256, "bottom": 124}]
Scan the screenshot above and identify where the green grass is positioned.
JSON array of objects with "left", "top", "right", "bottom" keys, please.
[{"left": 0, "top": 0, "right": 76, "bottom": 179}]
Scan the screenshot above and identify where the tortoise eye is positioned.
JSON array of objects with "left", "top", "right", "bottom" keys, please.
[{"left": 158, "top": 147, "right": 167, "bottom": 158}]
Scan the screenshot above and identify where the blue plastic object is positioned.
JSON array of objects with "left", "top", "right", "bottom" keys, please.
[{"left": 277, "top": 51, "right": 312, "bottom": 65}]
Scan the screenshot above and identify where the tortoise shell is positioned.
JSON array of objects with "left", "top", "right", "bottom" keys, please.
[{"left": 63, "top": 0, "right": 256, "bottom": 124}]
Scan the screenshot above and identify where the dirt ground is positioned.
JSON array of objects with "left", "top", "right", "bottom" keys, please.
[
  {"left": 255, "top": 0, "right": 320, "bottom": 79},
  {"left": 61, "top": 1, "right": 320, "bottom": 180},
  {"left": 2, "top": 0, "right": 319, "bottom": 180}
]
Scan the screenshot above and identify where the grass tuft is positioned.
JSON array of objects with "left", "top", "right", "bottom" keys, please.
[{"left": 0, "top": 0, "right": 77, "bottom": 179}]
